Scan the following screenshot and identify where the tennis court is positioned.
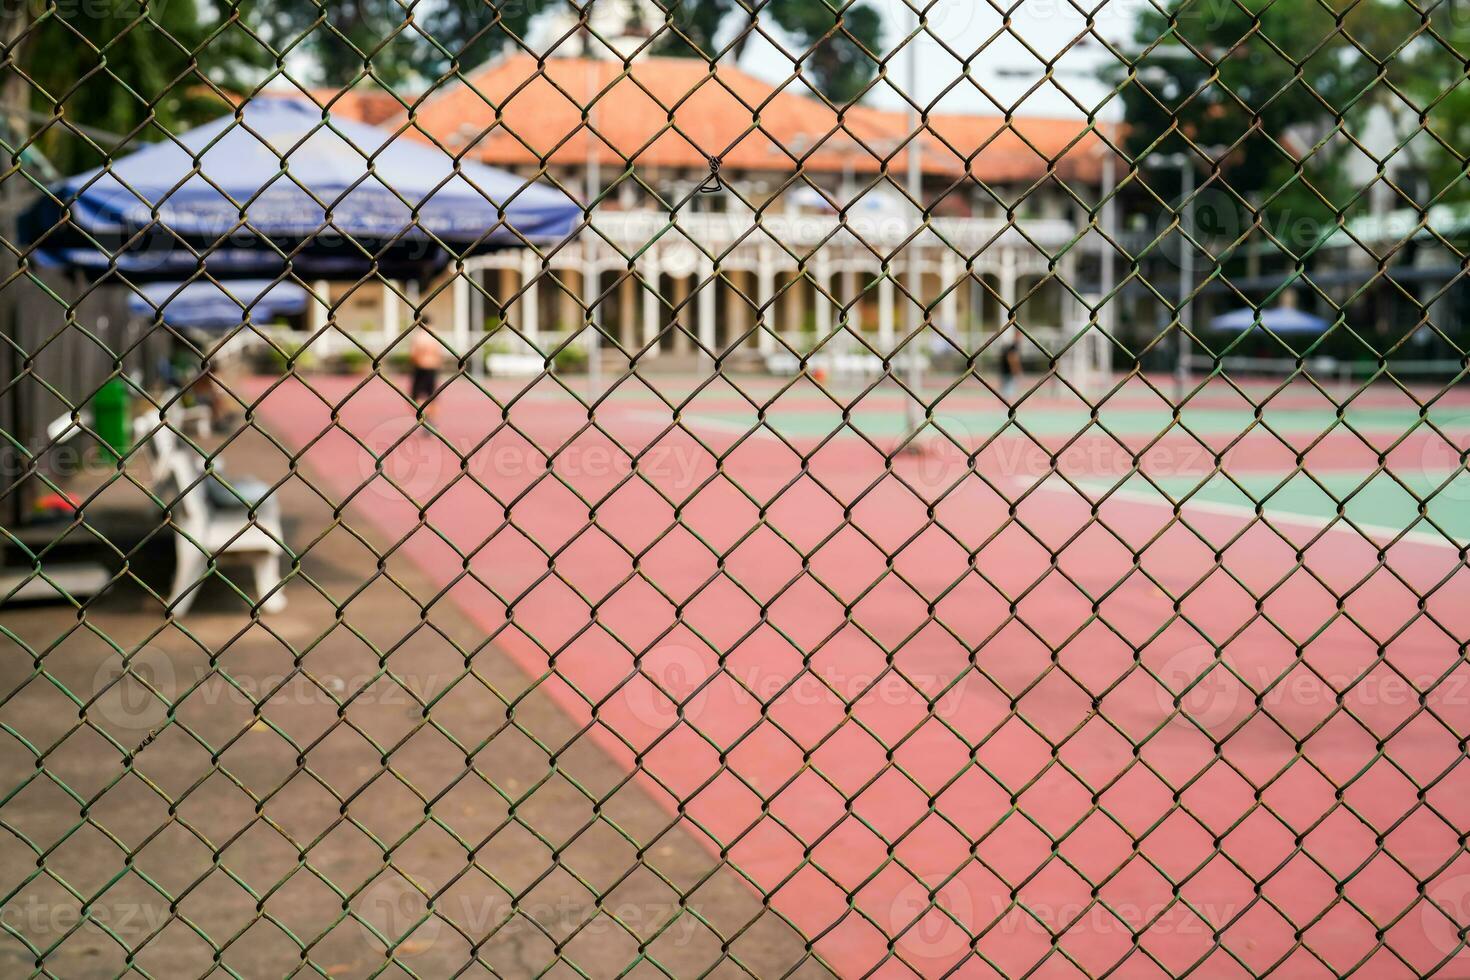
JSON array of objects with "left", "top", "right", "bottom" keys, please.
[{"left": 245, "top": 367, "right": 1470, "bottom": 976}]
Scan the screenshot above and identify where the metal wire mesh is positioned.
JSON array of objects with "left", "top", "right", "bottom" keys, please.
[{"left": 1, "top": 0, "right": 1468, "bottom": 976}]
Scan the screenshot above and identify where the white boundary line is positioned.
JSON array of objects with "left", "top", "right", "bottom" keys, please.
[
  {"left": 627, "top": 405, "right": 1466, "bottom": 552},
  {"left": 1026, "top": 475, "right": 1464, "bottom": 551}
]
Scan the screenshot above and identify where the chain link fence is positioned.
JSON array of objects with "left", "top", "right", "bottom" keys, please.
[{"left": 1, "top": 0, "right": 1468, "bottom": 976}]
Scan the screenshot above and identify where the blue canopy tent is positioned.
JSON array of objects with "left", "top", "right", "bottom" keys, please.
[
  {"left": 22, "top": 97, "right": 580, "bottom": 281},
  {"left": 127, "top": 279, "right": 309, "bottom": 330},
  {"left": 1210, "top": 307, "right": 1332, "bottom": 334}
]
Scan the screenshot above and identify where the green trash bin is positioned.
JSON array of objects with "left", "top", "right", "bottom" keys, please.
[{"left": 90, "top": 378, "right": 131, "bottom": 463}]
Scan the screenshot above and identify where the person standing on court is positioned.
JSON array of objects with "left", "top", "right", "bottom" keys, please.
[
  {"left": 409, "top": 316, "right": 446, "bottom": 428},
  {"left": 999, "top": 332, "right": 1023, "bottom": 402}
]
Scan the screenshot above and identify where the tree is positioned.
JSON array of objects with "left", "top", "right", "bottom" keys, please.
[
  {"left": 248, "top": 0, "right": 884, "bottom": 106},
  {"left": 1410, "top": 13, "right": 1470, "bottom": 211},
  {"left": 1109, "top": 0, "right": 1418, "bottom": 242},
  {"left": 658, "top": 0, "right": 884, "bottom": 104},
  {"left": 2, "top": 0, "right": 266, "bottom": 175}
]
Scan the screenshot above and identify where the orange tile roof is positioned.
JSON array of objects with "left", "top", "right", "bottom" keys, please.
[
  {"left": 926, "top": 114, "right": 1115, "bottom": 186},
  {"left": 406, "top": 55, "right": 1112, "bottom": 187}
]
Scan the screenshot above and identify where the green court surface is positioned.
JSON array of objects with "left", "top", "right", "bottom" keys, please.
[
  {"left": 1077, "top": 469, "right": 1470, "bottom": 544},
  {"left": 670, "top": 403, "right": 1470, "bottom": 441}
]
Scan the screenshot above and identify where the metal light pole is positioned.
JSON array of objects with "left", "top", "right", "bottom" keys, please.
[
  {"left": 1146, "top": 151, "right": 1193, "bottom": 399},
  {"left": 1099, "top": 148, "right": 1117, "bottom": 342},
  {"left": 1176, "top": 157, "right": 1194, "bottom": 403},
  {"left": 1142, "top": 151, "right": 1201, "bottom": 402},
  {"left": 585, "top": 57, "right": 603, "bottom": 396},
  {"left": 903, "top": 11, "right": 925, "bottom": 440}
]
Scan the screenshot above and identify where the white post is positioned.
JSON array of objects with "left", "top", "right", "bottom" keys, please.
[
  {"left": 642, "top": 257, "right": 661, "bottom": 353},
  {"left": 878, "top": 270, "right": 895, "bottom": 356},
  {"left": 697, "top": 253, "right": 716, "bottom": 354},
  {"left": 453, "top": 270, "right": 470, "bottom": 361},
  {"left": 380, "top": 280, "right": 398, "bottom": 352},
  {"left": 814, "top": 250, "right": 832, "bottom": 340},
  {"left": 940, "top": 250, "right": 961, "bottom": 347},
  {"left": 469, "top": 265, "right": 485, "bottom": 379},
  {"left": 584, "top": 240, "right": 602, "bottom": 392},
  {"left": 1100, "top": 150, "right": 1117, "bottom": 340},
  {"left": 756, "top": 247, "right": 777, "bottom": 354},
  {"left": 311, "top": 280, "right": 330, "bottom": 333},
  {"left": 903, "top": 6, "right": 925, "bottom": 437},
  {"left": 520, "top": 249, "right": 541, "bottom": 350}
]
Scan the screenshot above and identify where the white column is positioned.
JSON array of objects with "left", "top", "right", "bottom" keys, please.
[
  {"left": 1099, "top": 150, "right": 1117, "bottom": 340},
  {"left": 642, "top": 257, "right": 661, "bottom": 352},
  {"left": 469, "top": 266, "right": 485, "bottom": 379},
  {"left": 453, "top": 270, "right": 471, "bottom": 360},
  {"left": 756, "top": 248, "right": 777, "bottom": 355},
  {"left": 814, "top": 251, "right": 832, "bottom": 339},
  {"left": 311, "top": 280, "right": 330, "bottom": 333},
  {"left": 1060, "top": 250, "right": 1080, "bottom": 333},
  {"left": 697, "top": 254, "right": 716, "bottom": 353},
  {"left": 520, "top": 249, "right": 541, "bottom": 349},
  {"left": 940, "top": 250, "right": 961, "bottom": 343},
  {"left": 584, "top": 241, "right": 602, "bottom": 390},
  {"left": 878, "top": 270, "right": 895, "bottom": 356},
  {"left": 380, "top": 281, "right": 398, "bottom": 350}
]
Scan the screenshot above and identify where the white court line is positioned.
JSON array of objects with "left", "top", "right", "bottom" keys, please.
[
  {"left": 631, "top": 405, "right": 1465, "bottom": 551},
  {"left": 1021, "top": 475, "right": 1465, "bottom": 552},
  {"left": 627, "top": 409, "right": 790, "bottom": 436}
]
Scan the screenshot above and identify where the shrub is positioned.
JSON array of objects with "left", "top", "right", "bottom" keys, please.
[
  {"left": 336, "top": 348, "right": 369, "bottom": 374},
  {"left": 259, "top": 340, "right": 316, "bottom": 374},
  {"left": 553, "top": 343, "right": 588, "bottom": 374}
]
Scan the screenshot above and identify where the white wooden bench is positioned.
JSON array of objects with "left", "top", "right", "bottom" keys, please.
[{"left": 140, "top": 415, "right": 288, "bottom": 614}]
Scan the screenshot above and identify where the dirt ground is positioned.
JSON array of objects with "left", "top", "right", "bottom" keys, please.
[{"left": 0, "top": 422, "right": 830, "bottom": 978}]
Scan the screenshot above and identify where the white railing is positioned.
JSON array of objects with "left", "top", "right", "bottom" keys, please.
[{"left": 587, "top": 210, "right": 1085, "bottom": 252}]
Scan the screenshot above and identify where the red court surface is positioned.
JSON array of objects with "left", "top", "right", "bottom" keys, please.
[{"left": 245, "top": 371, "right": 1470, "bottom": 977}]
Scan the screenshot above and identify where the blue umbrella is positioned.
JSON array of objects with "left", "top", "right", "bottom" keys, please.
[
  {"left": 1210, "top": 307, "right": 1332, "bottom": 334},
  {"left": 127, "top": 279, "right": 309, "bottom": 330},
  {"left": 25, "top": 97, "right": 580, "bottom": 280}
]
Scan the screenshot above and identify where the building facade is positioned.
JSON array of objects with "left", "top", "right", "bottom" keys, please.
[{"left": 299, "top": 49, "right": 1114, "bottom": 372}]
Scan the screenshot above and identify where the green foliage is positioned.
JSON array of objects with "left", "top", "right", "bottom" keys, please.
[
  {"left": 1411, "top": 14, "right": 1470, "bottom": 208},
  {"left": 658, "top": 0, "right": 883, "bottom": 103},
  {"left": 1109, "top": 0, "right": 1418, "bottom": 234},
  {"left": 336, "top": 347, "right": 369, "bottom": 373},
  {"left": 9, "top": 0, "right": 267, "bottom": 175},
  {"left": 245, "top": 0, "right": 881, "bottom": 104},
  {"left": 259, "top": 339, "right": 316, "bottom": 374},
  {"left": 385, "top": 347, "right": 413, "bottom": 372},
  {"left": 243, "top": 0, "right": 558, "bottom": 91},
  {"left": 553, "top": 342, "right": 588, "bottom": 374}
]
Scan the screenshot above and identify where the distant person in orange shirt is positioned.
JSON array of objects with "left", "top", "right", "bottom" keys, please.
[{"left": 409, "top": 316, "right": 445, "bottom": 427}]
